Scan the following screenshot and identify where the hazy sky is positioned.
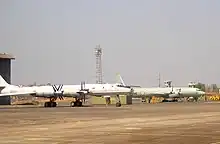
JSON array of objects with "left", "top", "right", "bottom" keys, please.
[{"left": 0, "top": 0, "right": 220, "bottom": 87}]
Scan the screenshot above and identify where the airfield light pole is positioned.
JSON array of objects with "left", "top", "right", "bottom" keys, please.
[{"left": 95, "top": 45, "right": 103, "bottom": 84}]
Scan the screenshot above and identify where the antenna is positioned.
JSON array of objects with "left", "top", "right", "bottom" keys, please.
[
  {"left": 158, "top": 73, "right": 161, "bottom": 87},
  {"left": 94, "top": 45, "right": 103, "bottom": 84}
]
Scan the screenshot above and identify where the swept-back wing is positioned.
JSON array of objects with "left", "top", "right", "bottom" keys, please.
[{"left": 0, "top": 91, "right": 36, "bottom": 97}]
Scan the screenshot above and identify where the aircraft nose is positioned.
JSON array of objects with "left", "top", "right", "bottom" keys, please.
[{"left": 200, "top": 91, "right": 205, "bottom": 95}]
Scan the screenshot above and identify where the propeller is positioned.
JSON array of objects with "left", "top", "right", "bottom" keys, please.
[
  {"left": 169, "top": 86, "right": 174, "bottom": 94},
  {"left": 170, "top": 86, "right": 181, "bottom": 94},
  {"left": 177, "top": 88, "right": 181, "bottom": 94},
  {"left": 52, "top": 84, "right": 64, "bottom": 100}
]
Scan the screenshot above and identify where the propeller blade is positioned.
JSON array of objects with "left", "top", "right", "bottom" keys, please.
[
  {"left": 80, "top": 82, "right": 83, "bottom": 90},
  {"left": 80, "top": 81, "right": 86, "bottom": 90},
  {"left": 52, "top": 84, "right": 64, "bottom": 98},
  {"left": 83, "top": 81, "right": 85, "bottom": 90},
  {"left": 56, "top": 85, "right": 59, "bottom": 91},
  {"left": 52, "top": 85, "right": 57, "bottom": 92},
  {"left": 59, "top": 84, "right": 63, "bottom": 91},
  {"left": 57, "top": 85, "right": 61, "bottom": 91}
]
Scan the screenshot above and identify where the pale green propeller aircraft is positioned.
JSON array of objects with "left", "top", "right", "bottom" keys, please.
[{"left": 116, "top": 74, "right": 205, "bottom": 103}]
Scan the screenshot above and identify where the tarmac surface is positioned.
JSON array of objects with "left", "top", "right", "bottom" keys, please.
[{"left": 0, "top": 102, "right": 220, "bottom": 144}]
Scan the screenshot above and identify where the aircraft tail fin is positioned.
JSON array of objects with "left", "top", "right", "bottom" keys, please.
[
  {"left": 116, "top": 73, "right": 126, "bottom": 86},
  {"left": 116, "top": 73, "right": 141, "bottom": 88},
  {"left": 0, "top": 75, "right": 9, "bottom": 88}
]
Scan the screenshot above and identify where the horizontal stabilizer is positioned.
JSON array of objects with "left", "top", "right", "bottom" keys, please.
[{"left": 0, "top": 91, "right": 36, "bottom": 97}]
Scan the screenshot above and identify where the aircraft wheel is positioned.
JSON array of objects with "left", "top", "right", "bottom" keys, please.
[
  {"left": 79, "top": 101, "right": 83, "bottom": 107},
  {"left": 116, "top": 102, "right": 121, "bottom": 107},
  {"left": 44, "top": 102, "right": 47, "bottom": 107},
  {"left": 70, "top": 101, "right": 75, "bottom": 107},
  {"left": 75, "top": 101, "right": 82, "bottom": 107},
  {"left": 194, "top": 97, "right": 198, "bottom": 102},
  {"left": 71, "top": 100, "right": 83, "bottom": 107},
  {"left": 162, "top": 99, "right": 169, "bottom": 102},
  {"left": 44, "top": 102, "right": 51, "bottom": 107},
  {"left": 51, "top": 102, "right": 57, "bottom": 107}
]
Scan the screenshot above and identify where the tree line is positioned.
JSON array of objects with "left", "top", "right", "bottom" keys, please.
[{"left": 195, "top": 83, "right": 219, "bottom": 93}]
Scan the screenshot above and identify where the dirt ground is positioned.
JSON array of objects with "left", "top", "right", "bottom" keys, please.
[{"left": 0, "top": 102, "right": 220, "bottom": 144}]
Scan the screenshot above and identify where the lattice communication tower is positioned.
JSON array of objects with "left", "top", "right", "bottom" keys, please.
[{"left": 95, "top": 45, "right": 103, "bottom": 84}]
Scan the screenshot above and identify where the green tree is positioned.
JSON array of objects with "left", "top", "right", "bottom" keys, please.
[
  {"left": 195, "top": 82, "right": 206, "bottom": 92},
  {"left": 211, "top": 84, "right": 218, "bottom": 93}
]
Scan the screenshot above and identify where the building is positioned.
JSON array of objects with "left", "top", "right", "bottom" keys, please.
[{"left": 0, "top": 53, "right": 15, "bottom": 105}]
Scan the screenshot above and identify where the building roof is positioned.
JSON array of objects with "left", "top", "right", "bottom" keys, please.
[{"left": 0, "top": 53, "right": 15, "bottom": 59}]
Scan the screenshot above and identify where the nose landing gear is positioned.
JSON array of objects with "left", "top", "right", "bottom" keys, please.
[
  {"left": 70, "top": 98, "right": 83, "bottom": 107},
  {"left": 115, "top": 95, "right": 122, "bottom": 107}
]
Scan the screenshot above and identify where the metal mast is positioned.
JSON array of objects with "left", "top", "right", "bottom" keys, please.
[
  {"left": 95, "top": 45, "right": 103, "bottom": 84},
  {"left": 158, "top": 73, "right": 161, "bottom": 87}
]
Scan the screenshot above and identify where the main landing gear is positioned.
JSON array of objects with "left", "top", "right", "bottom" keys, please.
[
  {"left": 148, "top": 97, "right": 152, "bottom": 103},
  {"left": 70, "top": 98, "right": 83, "bottom": 107},
  {"left": 44, "top": 97, "right": 57, "bottom": 107},
  {"left": 141, "top": 97, "right": 146, "bottom": 103},
  {"left": 115, "top": 95, "right": 122, "bottom": 107},
  {"left": 194, "top": 97, "right": 198, "bottom": 102}
]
